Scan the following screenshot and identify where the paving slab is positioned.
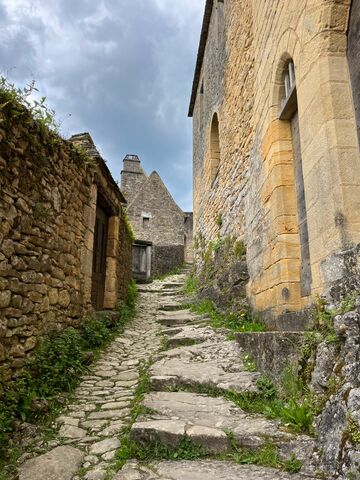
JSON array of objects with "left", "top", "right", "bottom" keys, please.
[
  {"left": 150, "top": 357, "right": 259, "bottom": 393},
  {"left": 18, "top": 446, "right": 84, "bottom": 480},
  {"left": 114, "top": 460, "right": 316, "bottom": 479},
  {"left": 131, "top": 391, "right": 295, "bottom": 452},
  {"left": 165, "top": 325, "right": 216, "bottom": 347}
]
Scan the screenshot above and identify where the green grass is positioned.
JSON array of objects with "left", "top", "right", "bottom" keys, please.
[
  {"left": 116, "top": 437, "right": 207, "bottom": 469},
  {"left": 189, "top": 299, "right": 266, "bottom": 334},
  {"left": 224, "top": 435, "right": 302, "bottom": 473},
  {"left": 183, "top": 275, "right": 199, "bottom": 295},
  {"left": 114, "top": 430, "right": 302, "bottom": 474},
  {"left": 242, "top": 353, "right": 257, "bottom": 372},
  {"left": 165, "top": 372, "right": 314, "bottom": 435},
  {"left": 0, "top": 280, "right": 138, "bottom": 477}
]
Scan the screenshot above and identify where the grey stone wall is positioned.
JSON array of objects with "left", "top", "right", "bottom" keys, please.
[
  {"left": 121, "top": 155, "right": 147, "bottom": 205},
  {"left": 122, "top": 163, "right": 187, "bottom": 276},
  {"left": 127, "top": 171, "right": 184, "bottom": 247},
  {"left": 152, "top": 245, "right": 185, "bottom": 277}
]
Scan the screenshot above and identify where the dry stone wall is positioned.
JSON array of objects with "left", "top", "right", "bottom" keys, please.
[{"left": 0, "top": 99, "right": 132, "bottom": 376}]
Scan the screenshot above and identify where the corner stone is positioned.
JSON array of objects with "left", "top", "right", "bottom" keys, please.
[{"left": 18, "top": 446, "right": 85, "bottom": 480}]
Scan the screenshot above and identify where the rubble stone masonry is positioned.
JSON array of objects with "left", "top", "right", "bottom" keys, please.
[{"left": 0, "top": 101, "right": 132, "bottom": 375}]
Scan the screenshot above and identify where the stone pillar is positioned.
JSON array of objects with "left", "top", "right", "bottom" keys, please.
[
  {"left": 103, "top": 216, "right": 120, "bottom": 309},
  {"left": 81, "top": 184, "right": 97, "bottom": 305}
]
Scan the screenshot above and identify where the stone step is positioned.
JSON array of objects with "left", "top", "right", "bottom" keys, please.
[
  {"left": 162, "top": 282, "right": 184, "bottom": 289},
  {"left": 115, "top": 460, "right": 316, "bottom": 480},
  {"left": 158, "top": 300, "right": 184, "bottom": 311},
  {"left": 157, "top": 309, "right": 206, "bottom": 328},
  {"left": 130, "top": 391, "right": 301, "bottom": 454},
  {"left": 150, "top": 356, "right": 260, "bottom": 394},
  {"left": 164, "top": 325, "right": 215, "bottom": 348}
]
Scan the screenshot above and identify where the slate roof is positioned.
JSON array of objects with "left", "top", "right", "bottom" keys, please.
[{"left": 70, "top": 132, "right": 127, "bottom": 204}]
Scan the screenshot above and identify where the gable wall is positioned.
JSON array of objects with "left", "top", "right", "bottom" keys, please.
[{"left": 127, "top": 173, "right": 185, "bottom": 275}]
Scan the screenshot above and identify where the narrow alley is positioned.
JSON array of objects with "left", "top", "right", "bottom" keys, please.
[{"left": 18, "top": 269, "right": 316, "bottom": 480}]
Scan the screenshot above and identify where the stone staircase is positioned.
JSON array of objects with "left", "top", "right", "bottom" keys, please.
[{"left": 116, "top": 271, "right": 317, "bottom": 479}]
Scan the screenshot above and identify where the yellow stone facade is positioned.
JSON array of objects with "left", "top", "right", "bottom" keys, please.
[{"left": 190, "top": 0, "right": 360, "bottom": 325}]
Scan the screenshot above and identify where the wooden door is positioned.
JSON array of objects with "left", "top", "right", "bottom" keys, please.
[
  {"left": 91, "top": 205, "right": 109, "bottom": 310},
  {"left": 132, "top": 245, "right": 148, "bottom": 282},
  {"left": 291, "top": 111, "right": 312, "bottom": 297}
]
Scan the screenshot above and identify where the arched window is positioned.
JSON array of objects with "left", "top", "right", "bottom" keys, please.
[
  {"left": 210, "top": 113, "right": 220, "bottom": 183},
  {"left": 279, "top": 59, "right": 312, "bottom": 297}
]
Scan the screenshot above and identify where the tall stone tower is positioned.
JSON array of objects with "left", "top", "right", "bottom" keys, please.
[{"left": 120, "top": 154, "right": 147, "bottom": 204}]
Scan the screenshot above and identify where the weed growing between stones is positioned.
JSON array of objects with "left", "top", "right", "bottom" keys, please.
[
  {"left": 224, "top": 432, "right": 302, "bottom": 473},
  {"left": 115, "top": 424, "right": 302, "bottom": 474},
  {"left": 347, "top": 416, "right": 360, "bottom": 445},
  {"left": 164, "top": 372, "right": 315, "bottom": 435},
  {"left": 112, "top": 359, "right": 154, "bottom": 471},
  {"left": 0, "top": 281, "right": 138, "bottom": 474},
  {"left": 242, "top": 353, "right": 257, "bottom": 372},
  {"left": 183, "top": 275, "right": 199, "bottom": 295},
  {"left": 115, "top": 437, "right": 207, "bottom": 469},
  {"left": 189, "top": 298, "right": 266, "bottom": 333}
]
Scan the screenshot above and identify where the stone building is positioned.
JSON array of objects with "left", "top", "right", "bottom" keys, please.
[
  {"left": 121, "top": 155, "right": 192, "bottom": 280},
  {"left": 190, "top": 0, "right": 360, "bottom": 328},
  {"left": 0, "top": 96, "right": 133, "bottom": 375}
]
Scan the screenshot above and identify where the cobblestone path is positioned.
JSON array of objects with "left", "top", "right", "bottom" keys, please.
[{"left": 18, "top": 270, "right": 317, "bottom": 480}]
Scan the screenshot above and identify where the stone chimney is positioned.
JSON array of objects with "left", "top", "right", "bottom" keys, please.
[{"left": 120, "top": 155, "right": 147, "bottom": 205}]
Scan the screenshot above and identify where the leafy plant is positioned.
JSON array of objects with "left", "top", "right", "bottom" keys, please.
[
  {"left": 242, "top": 353, "right": 257, "bottom": 372},
  {"left": 190, "top": 299, "right": 266, "bottom": 334},
  {"left": 256, "top": 376, "right": 277, "bottom": 400},
  {"left": 280, "top": 397, "right": 314, "bottom": 433},
  {"left": 0, "top": 77, "right": 60, "bottom": 133},
  {"left": 183, "top": 275, "right": 199, "bottom": 295},
  {"left": 234, "top": 240, "right": 246, "bottom": 258},
  {"left": 347, "top": 416, "right": 360, "bottom": 444},
  {"left": 0, "top": 280, "right": 137, "bottom": 472},
  {"left": 215, "top": 213, "right": 223, "bottom": 229}
]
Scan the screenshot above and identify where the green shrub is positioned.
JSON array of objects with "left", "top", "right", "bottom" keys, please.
[
  {"left": 190, "top": 299, "right": 266, "bottom": 333},
  {"left": 280, "top": 397, "right": 314, "bottom": 433},
  {"left": 234, "top": 240, "right": 246, "bottom": 258},
  {"left": 81, "top": 318, "right": 111, "bottom": 349},
  {"left": 183, "top": 275, "right": 199, "bottom": 295},
  {"left": 0, "top": 280, "right": 137, "bottom": 466}
]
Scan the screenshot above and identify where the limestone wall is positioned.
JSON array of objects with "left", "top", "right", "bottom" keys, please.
[
  {"left": 126, "top": 170, "right": 186, "bottom": 276},
  {"left": 184, "top": 213, "right": 194, "bottom": 263},
  {"left": 0, "top": 99, "right": 132, "bottom": 375},
  {"left": 191, "top": 0, "right": 360, "bottom": 327}
]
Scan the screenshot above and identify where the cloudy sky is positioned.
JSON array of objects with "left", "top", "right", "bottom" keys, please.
[{"left": 0, "top": 0, "right": 204, "bottom": 211}]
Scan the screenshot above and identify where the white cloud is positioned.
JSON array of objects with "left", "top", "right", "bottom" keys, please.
[{"left": 0, "top": 0, "right": 204, "bottom": 211}]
